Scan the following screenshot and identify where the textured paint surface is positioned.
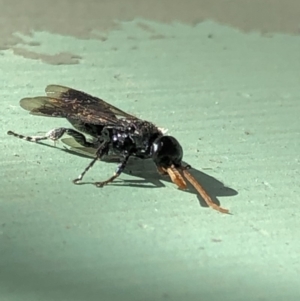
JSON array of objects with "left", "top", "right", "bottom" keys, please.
[
  {"left": 1, "top": 0, "right": 300, "bottom": 63},
  {"left": 1, "top": 11, "right": 300, "bottom": 301}
]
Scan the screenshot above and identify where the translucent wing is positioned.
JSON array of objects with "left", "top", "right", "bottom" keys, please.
[
  {"left": 45, "top": 85, "right": 136, "bottom": 119},
  {"left": 61, "top": 137, "right": 97, "bottom": 158},
  {"left": 20, "top": 96, "right": 66, "bottom": 116},
  {"left": 61, "top": 137, "right": 120, "bottom": 162},
  {"left": 19, "top": 85, "right": 137, "bottom": 126}
]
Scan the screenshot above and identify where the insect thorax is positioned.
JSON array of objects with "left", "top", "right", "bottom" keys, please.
[{"left": 110, "top": 120, "right": 163, "bottom": 158}]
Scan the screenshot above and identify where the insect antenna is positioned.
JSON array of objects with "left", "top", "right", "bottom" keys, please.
[
  {"left": 181, "top": 168, "right": 229, "bottom": 214},
  {"left": 165, "top": 165, "right": 187, "bottom": 190}
]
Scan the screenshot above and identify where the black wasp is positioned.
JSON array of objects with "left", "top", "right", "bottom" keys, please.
[{"left": 8, "top": 85, "right": 229, "bottom": 213}]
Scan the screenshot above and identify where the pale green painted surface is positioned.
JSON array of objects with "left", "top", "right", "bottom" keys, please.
[{"left": 1, "top": 20, "right": 300, "bottom": 301}]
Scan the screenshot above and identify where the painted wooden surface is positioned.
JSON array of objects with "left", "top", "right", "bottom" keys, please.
[{"left": 1, "top": 3, "right": 300, "bottom": 301}]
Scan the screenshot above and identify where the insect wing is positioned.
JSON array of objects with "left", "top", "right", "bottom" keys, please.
[
  {"left": 19, "top": 85, "right": 138, "bottom": 126},
  {"left": 62, "top": 137, "right": 120, "bottom": 162},
  {"left": 20, "top": 95, "right": 113, "bottom": 123},
  {"left": 45, "top": 85, "right": 136, "bottom": 119},
  {"left": 20, "top": 96, "right": 68, "bottom": 117},
  {"left": 61, "top": 137, "right": 97, "bottom": 158}
]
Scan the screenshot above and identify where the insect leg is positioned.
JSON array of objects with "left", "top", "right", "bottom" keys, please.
[
  {"left": 7, "top": 128, "right": 93, "bottom": 147},
  {"left": 7, "top": 129, "right": 60, "bottom": 142},
  {"left": 73, "top": 141, "right": 110, "bottom": 184},
  {"left": 94, "top": 154, "right": 130, "bottom": 187}
]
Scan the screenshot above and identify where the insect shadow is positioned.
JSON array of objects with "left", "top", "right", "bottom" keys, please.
[{"left": 38, "top": 141, "right": 237, "bottom": 209}]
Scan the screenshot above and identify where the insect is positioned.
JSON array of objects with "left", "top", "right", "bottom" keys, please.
[{"left": 7, "top": 85, "right": 229, "bottom": 214}]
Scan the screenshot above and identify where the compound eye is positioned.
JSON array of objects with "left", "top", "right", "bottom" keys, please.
[{"left": 152, "top": 136, "right": 183, "bottom": 168}]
